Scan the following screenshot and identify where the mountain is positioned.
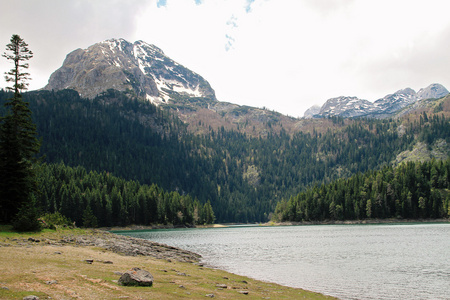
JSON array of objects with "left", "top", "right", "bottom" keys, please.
[
  {"left": 303, "top": 105, "right": 321, "bottom": 119},
  {"left": 307, "top": 83, "right": 449, "bottom": 119},
  {"left": 417, "top": 83, "right": 449, "bottom": 100},
  {"left": 44, "top": 38, "right": 216, "bottom": 103},
  {"left": 4, "top": 36, "right": 450, "bottom": 224},
  {"left": 318, "top": 96, "right": 377, "bottom": 118},
  {"left": 44, "top": 38, "right": 304, "bottom": 137}
]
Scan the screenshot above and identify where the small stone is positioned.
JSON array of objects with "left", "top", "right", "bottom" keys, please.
[
  {"left": 84, "top": 259, "right": 94, "bottom": 264},
  {"left": 177, "top": 272, "right": 187, "bottom": 276},
  {"left": 205, "top": 294, "right": 215, "bottom": 298},
  {"left": 238, "top": 290, "right": 249, "bottom": 295},
  {"left": 113, "top": 271, "right": 124, "bottom": 276},
  {"left": 179, "top": 285, "right": 186, "bottom": 289},
  {"left": 1, "top": 287, "right": 9, "bottom": 290},
  {"left": 54, "top": 251, "right": 62, "bottom": 255},
  {"left": 103, "top": 260, "right": 113, "bottom": 264},
  {"left": 45, "top": 280, "right": 58, "bottom": 285},
  {"left": 23, "top": 296, "right": 40, "bottom": 300},
  {"left": 216, "top": 284, "right": 227, "bottom": 289}
]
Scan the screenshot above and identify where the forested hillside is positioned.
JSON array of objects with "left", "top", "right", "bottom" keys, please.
[
  {"left": 36, "top": 163, "right": 215, "bottom": 227},
  {"left": 273, "top": 159, "right": 450, "bottom": 222},
  {"left": 1, "top": 89, "right": 449, "bottom": 223}
]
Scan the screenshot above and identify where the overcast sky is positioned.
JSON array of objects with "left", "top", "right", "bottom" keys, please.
[{"left": 1, "top": 0, "right": 450, "bottom": 117}]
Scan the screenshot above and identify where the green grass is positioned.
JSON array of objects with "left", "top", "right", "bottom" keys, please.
[{"left": 0, "top": 289, "right": 49, "bottom": 300}]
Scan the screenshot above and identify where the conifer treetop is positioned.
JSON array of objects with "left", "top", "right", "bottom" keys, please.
[{"left": 2, "top": 34, "right": 33, "bottom": 94}]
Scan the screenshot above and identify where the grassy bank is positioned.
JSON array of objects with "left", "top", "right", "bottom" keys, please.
[{"left": 0, "top": 226, "right": 335, "bottom": 299}]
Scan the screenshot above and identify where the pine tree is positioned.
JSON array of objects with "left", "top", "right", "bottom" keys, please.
[{"left": 0, "top": 35, "right": 41, "bottom": 226}]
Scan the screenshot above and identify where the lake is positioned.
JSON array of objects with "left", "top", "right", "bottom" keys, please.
[{"left": 117, "top": 223, "right": 450, "bottom": 300}]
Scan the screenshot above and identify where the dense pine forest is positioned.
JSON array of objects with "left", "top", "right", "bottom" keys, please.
[
  {"left": 36, "top": 163, "right": 215, "bottom": 227},
  {"left": 273, "top": 159, "right": 450, "bottom": 222},
  {"left": 1, "top": 89, "right": 449, "bottom": 224}
]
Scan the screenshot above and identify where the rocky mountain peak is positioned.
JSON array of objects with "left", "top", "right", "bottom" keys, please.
[
  {"left": 318, "top": 96, "right": 376, "bottom": 118},
  {"left": 303, "top": 105, "right": 321, "bottom": 118},
  {"left": 416, "top": 83, "right": 449, "bottom": 100},
  {"left": 44, "top": 38, "right": 216, "bottom": 104}
]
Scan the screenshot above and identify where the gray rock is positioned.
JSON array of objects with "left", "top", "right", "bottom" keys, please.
[
  {"left": 23, "top": 296, "right": 40, "bottom": 300},
  {"left": 118, "top": 268, "right": 154, "bottom": 287},
  {"left": 61, "top": 231, "right": 201, "bottom": 263},
  {"left": 205, "top": 294, "right": 215, "bottom": 298}
]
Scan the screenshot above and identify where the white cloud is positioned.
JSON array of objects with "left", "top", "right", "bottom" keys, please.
[{"left": 1, "top": 0, "right": 450, "bottom": 117}]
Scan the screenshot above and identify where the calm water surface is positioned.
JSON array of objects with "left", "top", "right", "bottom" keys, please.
[{"left": 118, "top": 224, "right": 450, "bottom": 300}]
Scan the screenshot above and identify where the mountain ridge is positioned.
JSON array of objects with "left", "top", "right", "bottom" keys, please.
[
  {"left": 308, "top": 83, "right": 449, "bottom": 119},
  {"left": 43, "top": 38, "right": 449, "bottom": 131}
]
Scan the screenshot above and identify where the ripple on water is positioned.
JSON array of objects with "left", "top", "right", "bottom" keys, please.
[{"left": 123, "top": 224, "right": 450, "bottom": 300}]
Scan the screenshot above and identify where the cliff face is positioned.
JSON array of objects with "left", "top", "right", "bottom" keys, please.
[{"left": 44, "top": 38, "right": 216, "bottom": 104}]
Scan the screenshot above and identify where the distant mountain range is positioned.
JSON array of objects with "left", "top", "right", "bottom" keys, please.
[
  {"left": 304, "top": 84, "right": 449, "bottom": 119},
  {"left": 44, "top": 38, "right": 449, "bottom": 123}
]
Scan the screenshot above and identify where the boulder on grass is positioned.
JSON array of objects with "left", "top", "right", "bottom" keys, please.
[{"left": 118, "top": 267, "right": 154, "bottom": 287}]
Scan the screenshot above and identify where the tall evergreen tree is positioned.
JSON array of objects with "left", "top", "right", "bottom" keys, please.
[{"left": 0, "top": 34, "right": 41, "bottom": 225}]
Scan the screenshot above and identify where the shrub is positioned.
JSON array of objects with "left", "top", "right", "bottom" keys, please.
[{"left": 40, "top": 212, "right": 73, "bottom": 230}]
